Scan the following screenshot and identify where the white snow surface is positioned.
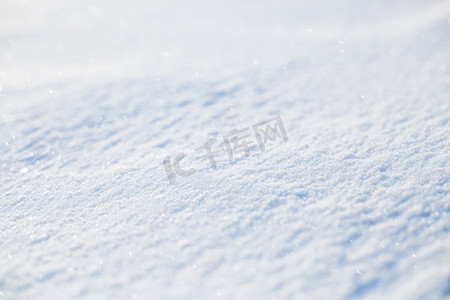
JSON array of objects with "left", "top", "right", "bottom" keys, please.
[{"left": 1, "top": 0, "right": 450, "bottom": 299}]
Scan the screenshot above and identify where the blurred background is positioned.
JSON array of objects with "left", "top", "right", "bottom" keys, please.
[{"left": 1, "top": 0, "right": 449, "bottom": 90}]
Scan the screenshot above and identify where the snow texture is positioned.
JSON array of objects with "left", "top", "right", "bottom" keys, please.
[{"left": 1, "top": 0, "right": 450, "bottom": 299}]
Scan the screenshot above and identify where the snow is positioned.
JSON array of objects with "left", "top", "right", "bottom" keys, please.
[{"left": 1, "top": 0, "right": 449, "bottom": 299}]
